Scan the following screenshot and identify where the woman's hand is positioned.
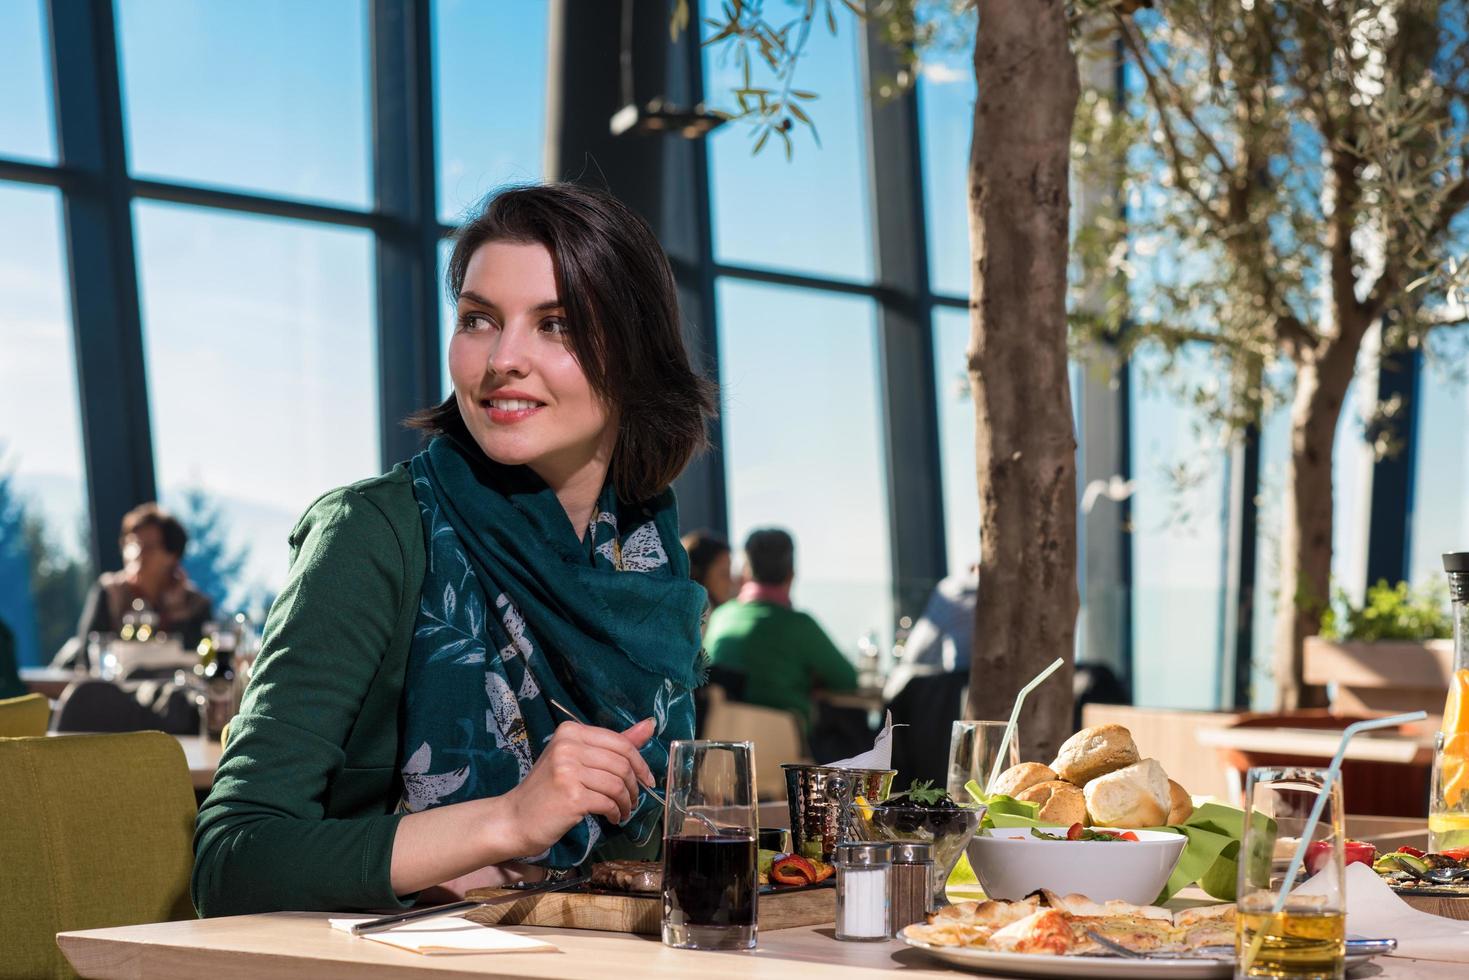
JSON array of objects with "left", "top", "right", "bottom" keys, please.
[{"left": 503, "top": 718, "right": 657, "bottom": 856}]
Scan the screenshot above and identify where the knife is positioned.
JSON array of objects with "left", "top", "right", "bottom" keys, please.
[{"left": 349, "top": 873, "right": 587, "bottom": 935}]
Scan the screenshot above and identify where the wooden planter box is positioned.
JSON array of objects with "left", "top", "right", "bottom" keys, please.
[{"left": 1302, "top": 636, "right": 1453, "bottom": 721}]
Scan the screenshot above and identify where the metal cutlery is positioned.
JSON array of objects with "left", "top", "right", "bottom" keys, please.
[{"left": 349, "top": 873, "right": 587, "bottom": 936}]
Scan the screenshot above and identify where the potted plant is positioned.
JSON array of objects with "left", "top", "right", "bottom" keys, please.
[{"left": 1304, "top": 581, "right": 1454, "bottom": 719}]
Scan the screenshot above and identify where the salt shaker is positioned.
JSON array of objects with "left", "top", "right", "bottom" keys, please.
[
  {"left": 834, "top": 841, "right": 891, "bottom": 942},
  {"left": 889, "top": 841, "right": 934, "bottom": 934}
]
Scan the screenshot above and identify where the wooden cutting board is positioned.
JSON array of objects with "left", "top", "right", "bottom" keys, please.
[{"left": 463, "top": 884, "right": 835, "bottom": 935}]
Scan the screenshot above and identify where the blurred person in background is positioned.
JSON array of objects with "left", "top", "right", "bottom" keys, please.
[
  {"left": 705, "top": 527, "right": 856, "bottom": 730},
  {"left": 58, "top": 503, "right": 213, "bottom": 668},
  {"left": 681, "top": 529, "right": 733, "bottom": 610},
  {"left": 882, "top": 563, "right": 977, "bottom": 704}
]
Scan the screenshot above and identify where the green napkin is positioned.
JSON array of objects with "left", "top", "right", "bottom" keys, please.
[{"left": 965, "top": 780, "right": 1247, "bottom": 904}]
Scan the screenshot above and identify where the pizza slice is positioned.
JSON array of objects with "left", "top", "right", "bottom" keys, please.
[{"left": 987, "top": 908, "right": 1082, "bottom": 955}]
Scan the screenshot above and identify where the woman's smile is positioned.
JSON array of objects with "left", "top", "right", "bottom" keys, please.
[{"left": 482, "top": 389, "right": 548, "bottom": 424}]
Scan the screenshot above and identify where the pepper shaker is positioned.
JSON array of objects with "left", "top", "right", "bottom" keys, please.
[
  {"left": 834, "top": 842, "right": 891, "bottom": 941},
  {"left": 889, "top": 841, "right": 935, "bottom": 935}
]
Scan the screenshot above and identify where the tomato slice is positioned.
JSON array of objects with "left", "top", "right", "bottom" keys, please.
[
  {"left": 1066, "top": 822, "right": 1084, "bottom": 841},
  {"left": 1118, "top": 831, "right": 1140, "bottom": 842}
]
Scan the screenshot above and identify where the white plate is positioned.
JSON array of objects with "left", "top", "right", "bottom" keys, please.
[{"left": 898, "top": 929, "right": 1379, "bottom": 979}]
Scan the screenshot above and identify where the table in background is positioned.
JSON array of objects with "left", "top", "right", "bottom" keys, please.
[
  {"left": 20, "top": 666, "right": 77, "bottom": 700},
  {"left": 174, "top": 734, "right": 222, "bottom": 790},
  {"left": 56, "top": 912, "right": 1457, "bottom": 980}
]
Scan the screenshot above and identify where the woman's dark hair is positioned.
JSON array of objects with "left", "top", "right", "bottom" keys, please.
[
  {"left": 681, "top": 530, "right": 730, "bottom": 586},
  {"left": 120, "top": 503, "right": 188, "bottom": 558},
  {"left": 408, "top": 182, "right": 718, "bottom": 503}
]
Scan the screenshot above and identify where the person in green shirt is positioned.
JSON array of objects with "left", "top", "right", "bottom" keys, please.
[
  {"left": 192, "top": 184, "right": 716, "bottom": 916},
  {"left": 704, "top": 528, "right": 857, "bottom": 729}
]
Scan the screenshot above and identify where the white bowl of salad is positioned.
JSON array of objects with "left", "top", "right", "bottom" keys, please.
[{"left": 968, "top": 824, "right": 1187, "bottom": 905}]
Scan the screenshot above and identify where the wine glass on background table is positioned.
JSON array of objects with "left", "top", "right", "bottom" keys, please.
[
  {"left": 1236, "top": 766, "right": 1346, "bottom": 980},
  {"left": 661, "top": 739, "right": 758, "bottom": 952},
  {"left": 947, "top": 720, "right": 1019, "bottom": 802}
]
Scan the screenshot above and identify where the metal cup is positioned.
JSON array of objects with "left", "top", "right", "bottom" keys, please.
[{"left": 781, "top": 763, "right": 895, "bottom": 862}]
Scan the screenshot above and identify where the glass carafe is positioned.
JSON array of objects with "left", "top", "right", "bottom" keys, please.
[{"left": 1432, "top": 553, "right": 1469, "bottom": 850}]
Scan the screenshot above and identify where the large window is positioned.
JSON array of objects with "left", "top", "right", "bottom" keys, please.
[
  {"left": 933, "top": 309, "right": 979, "bottom": 574},
  {"left": 916, "top": 34, "right": 975, "bottom": 300},
  {"left": 703, "top": 22, "right": 874, "bottom": 281},
  {"left": 717, "top": 280, "right": 892, "bottom": 652},
  {"left": 0, "top": 0, "right": 54, "bottom": 163},
  {"left": 1411, "top": 357, "right": 1469, "bottom": 585},
  {"left": 0, "top": 185, "right": 90, "bottom": 666},
  {"left": 134, "top": 204, "right": 378, "bottom": 611},
  {"left": 1129, "top": 348, "right": 1228, "bottom": 709},
  {"left": 115, "top": 0, "right": 371, "bottom": 208},
  {"left": 433, "top": 0, "right": 548, "bottom": 222}
]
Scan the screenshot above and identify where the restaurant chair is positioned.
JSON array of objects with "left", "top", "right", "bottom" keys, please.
[
  {"left": 700, "top": 683, "right": 809, "bottom": 800},
  {"left": 0, "top": 692, "right": 50, "bottom": 737},
  {"left": 0, "top": 731, "right": 197, "bottom": 979}
]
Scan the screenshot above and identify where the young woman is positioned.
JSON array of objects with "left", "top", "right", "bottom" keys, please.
[{"left": 192, "top": 184, "right": 717, "bottom": 915}]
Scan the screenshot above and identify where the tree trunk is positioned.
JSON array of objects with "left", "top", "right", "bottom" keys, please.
[
  {"left": 966, "top": 0, "right": 1079, "bottom": 763},
  {"left": 1273, "top": 342, "right": 1359, "bottom": 710}
]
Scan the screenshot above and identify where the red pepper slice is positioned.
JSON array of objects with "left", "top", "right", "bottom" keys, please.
[
  {"left": 1398, "top": 846, "right": 1427, "bottom": 859},
  {"left": 1066, "top": 822, "right": 1084, "bottom": 841},
  {"left": 770, "top": 854, "right": 817, "bottom": 886},
  {"left": 1439, "top": 847, "right": 1469, "bottom": 862},
  {"left": 810, "top": 858, "right": 835, "bottom": 883}
]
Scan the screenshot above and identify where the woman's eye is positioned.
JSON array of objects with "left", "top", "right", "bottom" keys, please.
[
  {"left": 541, "top": 317, "right": 569, "bottom": 337},
  {"left": 457, "top": 313, "right": 495, "bottom": 333}
]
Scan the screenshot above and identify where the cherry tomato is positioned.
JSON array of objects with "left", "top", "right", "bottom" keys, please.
[{"left": 1306, "top": 839, "right": 1377, "bottom": 875}]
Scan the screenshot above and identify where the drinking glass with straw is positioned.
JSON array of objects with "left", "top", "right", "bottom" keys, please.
[
  {"left": 981, "top": 657, "right": 1065, "bottom": 797},
  {"left": 1236, "top": 711, "right": 1426, "bottom": 980}
]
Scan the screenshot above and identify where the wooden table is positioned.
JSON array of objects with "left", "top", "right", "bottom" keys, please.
[
  {"left": 56, "top": 910, "right": 1460, "bottom": 979},
  {"left": 21, "top": 666, "right": 79, "bottom": 700},
  {"left": 1195, "top": 726, "right": 1435, "bottom": 765},
  {"left": 174, "top": 734, "right": 223, "bottom": 790}
]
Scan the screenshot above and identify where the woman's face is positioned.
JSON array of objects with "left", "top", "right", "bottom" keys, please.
[
  {"left": 449, "top": 241, "right": 616, "bottom": 488},
  {"left": 704, "top": 551, "right": 734, "bottom": 607},
  {"left": 122, "top": 525, "right": 177, "bottom": 589}
]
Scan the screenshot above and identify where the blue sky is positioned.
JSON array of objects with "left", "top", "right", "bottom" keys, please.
[{"left": 3, "top": 0, "right": 1458, "bottom": 686}]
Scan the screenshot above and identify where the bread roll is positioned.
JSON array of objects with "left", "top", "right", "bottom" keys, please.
[
  {"left": 1016, "top": 780, "right": 1088, "bottom": 827},
  {"left": 1082, "top": 758, "right": 1170, "bottom": 828},
  {"left": 1050, "top": 724, "right": 1140, "bottom": 786},
  {"left": 1167, "top": 779, "right": 1194, "bottom": 825},
  {"left": 990, "top": 762, "right": 1058, "bottom": 799}
]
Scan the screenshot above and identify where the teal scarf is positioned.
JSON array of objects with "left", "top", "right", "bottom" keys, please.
[{"left": 397, "top": 436, "right": 705, "bottom": 867}]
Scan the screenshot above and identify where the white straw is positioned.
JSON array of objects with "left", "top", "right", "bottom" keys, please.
[
  {"left": 1271, "top": 710, "right": 1427, "bottom": 914},
  {"left": 984, "top": 657, "right": 1065, "bottom": 795}
]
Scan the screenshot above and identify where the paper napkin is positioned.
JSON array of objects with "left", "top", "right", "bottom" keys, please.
[
  {"left": 1296, "top": 861, "right": 1469, "bottom": 963},
  {"left": 824, "top": 711, "right": 898, "bottom": 770},
  {"left": 328, "top": 914, "right": 559, "bottom": 955}
]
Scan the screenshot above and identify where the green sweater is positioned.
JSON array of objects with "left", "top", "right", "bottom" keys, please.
[
  {"left": 192, "top": 466, "right": 425, "bottom": 916},
  {"left": 704, "top": 599, "right": 857, "bottom": 727}
]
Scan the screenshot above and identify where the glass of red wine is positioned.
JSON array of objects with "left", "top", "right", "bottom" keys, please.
[{"left": 661, "top": 739, "right": 758, "bottom": 951}]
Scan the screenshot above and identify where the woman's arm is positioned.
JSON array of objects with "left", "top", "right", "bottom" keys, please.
[
  {"left": 388, "top": 717, "right": 656, "bottom": 893},
  {"left": 192, "top": 488, "right": 415, "bottom": 916},
  {"left": 193, "top": 486, "right": 660, "bottom": 914}
]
